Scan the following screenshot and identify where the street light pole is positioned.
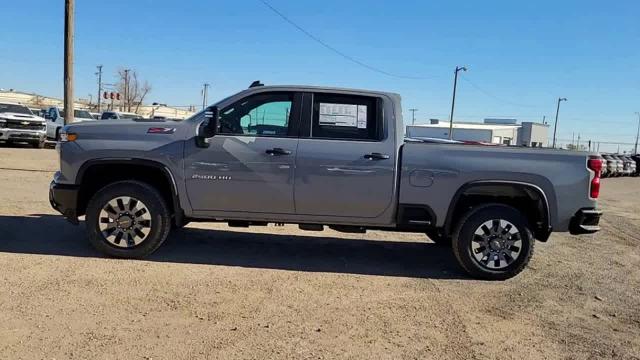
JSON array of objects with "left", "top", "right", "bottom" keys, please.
[
  {"left": 635, "top": 112, "right": 640, "bottom": 155},
  {"left": 123, "top": 69, "right": 130, "bottom": 112},
  {"left": 96, "top": 65, "right": 103, "bottom": 112},
  {"left": 63, "top": 0, "right": 74, "bottom": 125},
  {"left": 552, "top": 97, "right": 567, "bottom": 149},
  {"left": 202, "top": 83, "right": 210, "bottom": 110},
  {"left": 448, "top": 66, "right": 467, "bottom": 140},
  {"left": 409, "top": 108, "right": 418, "bottom": 125}
]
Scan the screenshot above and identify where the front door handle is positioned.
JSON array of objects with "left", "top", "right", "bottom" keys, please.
[
  {"left": 364, "top": 152, "right": 390, "bottom": 160},
  {"left": 265, "top": 147, "right": 292, "bottom": 156}
]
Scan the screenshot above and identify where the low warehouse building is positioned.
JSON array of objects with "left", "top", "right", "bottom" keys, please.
[{"left": 406, "top": 118, "right": 548, "bottom": 147}]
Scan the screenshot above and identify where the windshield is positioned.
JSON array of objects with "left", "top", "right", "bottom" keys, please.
[
  {"left": 61, "top": 109, "right": 93, "bottom": 119},
  {"left": 0, "top": 103, "right": 33, "bottom": 115},
  {"left": 120, "top": 113, "right": 143, "bottom": 119}
]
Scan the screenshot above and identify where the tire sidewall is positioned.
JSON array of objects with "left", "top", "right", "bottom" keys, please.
[
  {"left": 86, "top": 181, "right": 170, "bottom": 258},
  {"left": 452, "top": 204, "right": 534, "bottom": 280}
]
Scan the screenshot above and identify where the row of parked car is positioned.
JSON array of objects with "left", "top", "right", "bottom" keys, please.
[
  {"left": 0, "top": 101, "right": 155, "bottom": 147},
  {"left": 601, "top": 154, "right": 639, "bottom": 177}
]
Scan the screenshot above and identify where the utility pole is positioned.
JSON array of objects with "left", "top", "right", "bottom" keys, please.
[
  {"left": 96, "top": 65, "right": 103, "bottom": 112},
  {"left": 202, "top": 83, "right": 210, "bottom": 110},
  {"left": 448, "top": 66, "right": 467, "bottom": 140},
  {"left": 576, "top": 134, "right": 581, "bottom": 149},
  {"left": 635, "top": 112, "right": 640, "bottom": 154},
  {"left": 551, "top": 97, "right": 567, "bottom": 149},
  {"left": 542, "top": 115, "right": 546, "bottom": 124},
  {"left": 63, "top": 0, "right": 74, "bottom": 125},
  {"left": 409, "top": 108, "right": 418, "bottom": 125},
  {"left": 123, "top": 69, "right": 130, "bottom": 112}
]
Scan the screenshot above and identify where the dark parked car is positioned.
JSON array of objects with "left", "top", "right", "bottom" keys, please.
[
  {"left": 624, "top": 155, "right": 637, "bottom": 176},
  {"left": 632, "top": 155, "right": 640, "bottom": 176}
]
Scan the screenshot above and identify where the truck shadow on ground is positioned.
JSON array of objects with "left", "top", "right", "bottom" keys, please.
[{"left": 0, "top": 214, "right": 466, "bottom": 280}]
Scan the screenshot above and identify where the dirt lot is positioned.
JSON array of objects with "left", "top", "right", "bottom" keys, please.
[{"left": 0, "top": 146, "right": 638, "bottom": 360}]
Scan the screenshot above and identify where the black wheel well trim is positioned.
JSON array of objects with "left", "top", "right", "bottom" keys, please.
[
  {"left": 444, "top": 180, "right": 552, "bottom": 236},
  {"left": 396, "top": 203, "right": 437, "bottom": 227},
  {"left": 75, "top": 158, "right": 183, "bottom": 221}
]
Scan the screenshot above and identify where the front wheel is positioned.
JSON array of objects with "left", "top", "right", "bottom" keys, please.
[
  {"left": 86, "top": 181, "right": 172, "bottom": 258},
  {"left": 452, "top": 204, "right": 535, "bottom": 280},
  {"left": 32, "top": 139, "right": 45, "bottom": 149}
]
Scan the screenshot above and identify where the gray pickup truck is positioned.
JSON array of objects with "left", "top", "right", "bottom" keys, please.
[{"left": 49, "top": 84, "right": 603, "bottom": 280}]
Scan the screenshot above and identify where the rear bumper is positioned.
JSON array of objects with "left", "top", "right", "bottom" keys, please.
[
  {"left": 49, "top": 181, "right": 80, "bottom": 225},
  {"left": 569, "top": 208, "right": 602, "bottom": 235}
]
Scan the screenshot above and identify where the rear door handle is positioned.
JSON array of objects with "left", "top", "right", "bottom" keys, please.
[
  {"left": 364, "top": 152, "right": 390, "bottom": 160},
  {"left": 265, "top": 147, "right": 292, "bottom": 156}
]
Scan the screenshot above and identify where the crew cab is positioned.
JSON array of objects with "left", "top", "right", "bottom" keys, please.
[
  {"left": 45, "top": 107, "right": 95, "bottom": 140},
  {"left": 49, "top": 84, "right": 603, "bottom": 280},
  {"left": 0, "top": 102, "right": 47, "bottom": 148}
]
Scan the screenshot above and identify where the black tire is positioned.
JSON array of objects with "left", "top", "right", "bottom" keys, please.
[
  {"left": 32, "top": 139, "right": 45, "bottom": 149},
  {"left": 426, "top": 229, "right": 452, "bottom": 247},
  {"left": 452, "top": 204, "right": 535, "bottom": 280},
  {"left": 86, "top": 180, "right": 172, "bottom": 258}
]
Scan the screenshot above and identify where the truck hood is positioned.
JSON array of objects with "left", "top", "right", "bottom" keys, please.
[
  {"left": 64, "top": 118, "right": 191, "bottom": 143},
  {"left": 0, "top": 112, "right": 46, "bottom": 122}
]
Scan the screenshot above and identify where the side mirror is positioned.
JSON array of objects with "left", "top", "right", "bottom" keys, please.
[
  {"left": 196, "top": 106, "right": 219, "bottom": 148},
  {"left": 44, "top": 114, "right": 51, "bottom": 120}
]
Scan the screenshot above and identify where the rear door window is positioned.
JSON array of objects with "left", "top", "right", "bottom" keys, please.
[{"left": 310, "top": 93, "right": 382, "bottom": 141}]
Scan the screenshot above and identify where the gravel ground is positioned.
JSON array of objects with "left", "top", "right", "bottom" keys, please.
[{"left": 0, "top": 146, "right": 638, "bottom": 360}]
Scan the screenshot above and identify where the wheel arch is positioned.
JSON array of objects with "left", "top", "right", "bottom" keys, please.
[
  {"left": 444, "top": 180, "right": 553, "bottom": 242},
  {"left": 75, "top": 159, "right": 183, "bottom": 225}
]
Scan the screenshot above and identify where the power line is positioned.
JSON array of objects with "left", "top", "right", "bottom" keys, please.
[{"left": 257, "top": 0, "right": 432, "bottom": 80}]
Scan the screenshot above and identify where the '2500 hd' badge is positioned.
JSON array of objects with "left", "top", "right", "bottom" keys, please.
[{"left": 192, "top": 174, "right": 232, "bottom": 181}]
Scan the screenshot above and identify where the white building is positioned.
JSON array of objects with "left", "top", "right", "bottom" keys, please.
[
  {"left": 406, "top": 119, "right": 549, "bottom": 147},
  {"left": 0, "top": 89, "right": 196, "bottom": 120}
]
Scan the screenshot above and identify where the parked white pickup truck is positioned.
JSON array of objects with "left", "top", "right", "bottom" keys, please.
[
  {"left": 45, "top": 107, "right": 94, "bottom": 140},
  {"left": 0, "top": 102, "right": 46, "bottom": 148}
]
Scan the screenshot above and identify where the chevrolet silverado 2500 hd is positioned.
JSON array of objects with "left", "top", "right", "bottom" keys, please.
[
  {"left": 0, "top": 103, "right": 46, "bottom": 148},
  {"left": 49, "top": 84, "right": 603, "bottom": 280}
]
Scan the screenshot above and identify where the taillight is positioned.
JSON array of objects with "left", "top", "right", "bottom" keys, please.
[{"left": 588, "top": 156, "right": 603, "bottom": 199}]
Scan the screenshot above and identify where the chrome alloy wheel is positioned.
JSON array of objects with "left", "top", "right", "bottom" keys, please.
[
  {"left": 471, "top": 219, "right": 522, "bottom": 270},
  {"left": 98, "top": 196, "right": 152, "bottom": 248}
]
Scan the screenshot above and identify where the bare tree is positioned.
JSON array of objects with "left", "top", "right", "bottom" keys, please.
[{"left": 116, "top": 68, "right": 152, "bottom": 113}]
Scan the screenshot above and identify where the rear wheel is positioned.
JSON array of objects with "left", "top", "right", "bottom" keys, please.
[
  {"left": 86, "top": 181, "right": 171, "bottom": 258},
  {"left": 452, "top": 204, "right": 534, "bottom": 280}
]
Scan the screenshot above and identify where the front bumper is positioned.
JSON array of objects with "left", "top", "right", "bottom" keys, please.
[
  {"left": 49, "top": 181, "right": 80, "bottom": 225},
  {"left": 569, "top": 208, "right": 602, "bottom": 235},
  {"left": 0, "top": 129, "right": 46, "bottom": 142}
]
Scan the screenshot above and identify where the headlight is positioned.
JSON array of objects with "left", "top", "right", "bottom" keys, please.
[
  {"left": 59, "top": 127, "right": 78, "bottom": 142},
  {"left": 59, "top": 132, "right": 78, "bottom": 142}
]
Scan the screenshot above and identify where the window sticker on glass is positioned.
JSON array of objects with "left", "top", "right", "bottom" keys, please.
[
  {"left": 319, "top": 103, "right": 366, "bottom": 128},
  {"left": 357, "top": 105, "right": 367, "bottom": 129}
]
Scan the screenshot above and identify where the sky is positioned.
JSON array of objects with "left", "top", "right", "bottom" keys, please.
[{"left": 1, "top": 0, "right": 639, "bottom": 151}]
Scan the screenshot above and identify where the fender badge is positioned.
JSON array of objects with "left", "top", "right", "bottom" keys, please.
[{"left": 147, "top": 127, "right": 176, "bottom": 134}]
